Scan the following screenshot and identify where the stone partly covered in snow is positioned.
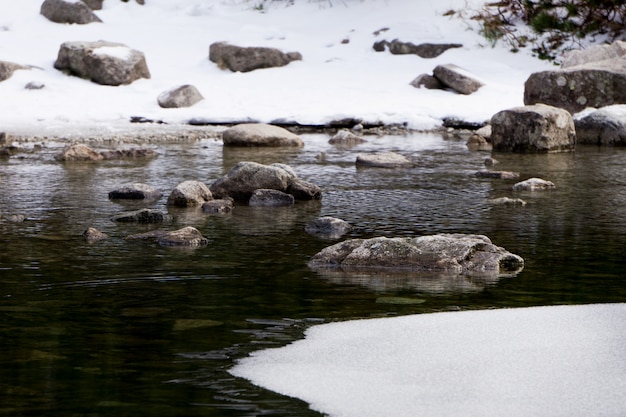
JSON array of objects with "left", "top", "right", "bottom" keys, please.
[
  {"left": 525, "top": 41, "right": 626, "bottom": 113},
  {"left": 222, "top": 123, "right": 304, "bottom": 147},
  {"left": 490, "top": 104, "right": 575, "bottom": 152},
  {"left": 355, "top": 151, "right": 412, "bottom": 168},
  {"left": 513, "top": 178, "right": 556, "bottom": 191},
  {"left": 157, "top": 84, "right": 204, "bottom": 108},
  {"left": 209, "top": 41, "right": 302, "bottom": 73},
  {"left": 40, "top": 0, "right": 102, "bottom": 24},
  {"left": 108, "top": 183, "right": 162, "bottom": 200},
  {"left": 167, "top": 180, "right": 212, "bottom": 207},
  {"left": 308, "top": 233, "right": 524, "bottom": 276},
  {"left": 574, "top": 105, "right": 626, "bottom": 145},
  {"left": 54, "top": 40, "right": 150, "bottom": 86},
  {"left": 432, "top": 64, "right": 484, "bottom": 95},
  {"left": 0, "top": 60, "right": 30, "bottom": 82},
  {"left": 305, "top": 216, "right": 352, "bottom": 239}
]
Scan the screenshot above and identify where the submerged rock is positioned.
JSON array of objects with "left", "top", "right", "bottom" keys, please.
[
  {"left": 82, "top": 227, "right": 109, "bottom": 243},
  {"left": 108, "top": 183, "right": 162, "bottom": 200},
  {"left": 305, "top": 216, "right": 352, "bottom": 239},
  {"left": 111, "top": 208, "right": 168, "bottom": 223}
]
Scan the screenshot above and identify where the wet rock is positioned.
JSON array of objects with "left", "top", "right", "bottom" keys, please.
[
  {"left": 484, "top": 157, "right": 499, "bottom": 166},
  {"left": 167, "top": 180, "right": 212, "bottom": 207},
  {"left": 54, "top": 144, "right": 103, "bottom": 161},
  {"left": 308, "top": 233, "right": 524, "bottom": 276},
  {"left": 54, "top": 40, "right": 150, "bottom": 86},
  {"left": 466, "top": 134, "right": 492, "bottom": 151},
  {"left": 82, "top": 227, "right": 109, "bottom": 243},
  {"left": 157, "top": 226, "right": 209, "bottom": 247},
  {"left": 209, "top": 41, "right": 302, "bottom": 73},
  {"left": 513, "top": 178, "right": 556, "bottom": 191},
  {"left": 489, "top": 197, "right": 527, "bottom": 206},
  {"left": 286, "top": 178, "right": 322, "bottom": 201},
  {"left": 248, "top": 189, "right": 295, "bottom": 207},
  {"left": 328, "top": 129, "right": 367, "bottom": 146},
  {"left": 355, "top": 152, "right": 412, "bottom": 168},
  {"left": 111, "top": 208, "right": 168, "bottom": 223},
  {"left": 0, "top": 61, "right": 30, "bottom": 82},
  {"left": 40, "top": 0, "right": 102, "bottom": 24},
  {"left": 433, "top": 64, "right": 484, "bottom": 95},
  {"left": 157, "top": 84, "right": 204, "bottom": 108},
  {"left": 474, "top": 171, "right": 520, "bottom": 179},
  {"left": 222, "top": 123, "right": 304, "bottom": 147},
  {"left": 108, "top": 183, "right": 162, "bottom": 200},
  {"left": 574, "top": 106, "right": 626, "bottom": 145},
  {"left": 99, "top": 148, "right": 157, "bottom": 160},
  {"left": 305, "top": 216, "right": 351, "bottom": 239},
  {"left": 491, "top": 104, "right": 576, "bottom": 153},
  {"left": 202, "top": 198, "right": 234, "bottom": 214}
]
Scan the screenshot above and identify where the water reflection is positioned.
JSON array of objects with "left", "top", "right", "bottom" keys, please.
[{"left": 1, "top": 131, "right": 626, "bottom": 416}]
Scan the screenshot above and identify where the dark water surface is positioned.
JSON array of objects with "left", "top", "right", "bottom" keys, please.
[{"left": 1, "top": 132, "right": 625, "bottom": 416}]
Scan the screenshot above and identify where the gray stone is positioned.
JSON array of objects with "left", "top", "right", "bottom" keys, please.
[
  {"left": 355, "top": 152, "right": 412, "bottom": 168},
  {"left": 491, "top": 104, "right": 576, "bottom": 152},
  {"left": 248, "top": 189, "right": 295, "bottom": 207},
  {"left": 157, "top": 227, "right": 208, "bottom": 247},
  {"left": 209, "top": 161, "right": 295, "bottom": 202},
  {"left": 328, "top": 129, "right": 367, "bottom": 146},
  {"left": 222, "top": 123, "right": 303, "bottom": 147},
  {"left": 111, "top": 208, "right": 167, "bottom": 223},
  {"left": 379, "top": 39, "right": 462, "bottom": 58},
  {"left": 574, "top": 106, "right": 626, "bottom": 145},
  {"left": 561, "top": 41, "right": 626, "bottom": 68},
  {"left": 99, "top": 148, "right": 157, "bottom": 160},
  {"left": 308, "top": 233, "right": 524, "bottom": 276},
  {"left": 54, "top": 40, "right": 150, "bottom": 86},
  {"left": 305, "top": 216, "right": 351, "bottom": 238},
  {"left": 474, "top": 171, "right": 520, "bottom": 179},
  {"left": 433, "top": 64, "right": 484, "bottom": 95},
  {"left": 209, "top": 41, "right": 302, "bottom": 73},
  {"left": 286, "top": 178, "right": 322, "bottom": 201},
  {"left": 108, "top": 183, "right": 162, "bottom": 200},
  {"left": 157, "top": 84, "right": 204, "bottom": 108},
  {"left": 167, "top": 180, "right": 212, "bottom": 207},
  {"left": 25, "top": 81, "right": 45, "bottom": 90},
  {"left": 40, "top": 0, "right": 102, "bottom": 24},
  {"left": 524, "top": 57, "right": 626, "bottom": 114},
  {"left": 54, "top": 144, "right": 103, "bottom": 161},
  {"left": 409, "top": 73, "right": 445, "bottom": 90},
  {"left": 202, "top": 198, "right": 234, "bottom": 214},
  {"left": 0, "top": 60, "right": 30, "bottom": 82},
  {"left": 512, "top": 178, "right": 556, "bottom": 191},
  {"left": 81, "top": 0, "right": 103, "bottom": 10}
]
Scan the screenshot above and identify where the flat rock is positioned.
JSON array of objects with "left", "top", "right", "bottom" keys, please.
[
  {"left": 222, "top": 123, "right": 304, "bottom": 147},
  {"left": 356, "top": 152, "right": 412, "bottom": 168}
]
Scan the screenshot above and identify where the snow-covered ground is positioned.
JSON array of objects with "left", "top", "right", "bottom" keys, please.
[
  {"left": 232, "top": 303, "right": 626, "bottom": 417},
  {"left": 0, "top": 0, "right": 555, "bottom": 136}
]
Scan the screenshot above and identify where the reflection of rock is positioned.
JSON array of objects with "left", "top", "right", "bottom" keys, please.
[
  {"left": 309, "top": 234, "right": 524, "bottom": 276},
  {"left": 228, "top": 203, "right": 320, "bottom": 236}
]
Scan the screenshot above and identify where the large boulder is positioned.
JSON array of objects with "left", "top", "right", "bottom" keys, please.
[
  {"left": 40, "top": 0, "right": 102, "bottom": 24},
  {"left": 209, "top": 41, "right": 302, "bottom": 73},
  {"left": 157, "top": 84, "right": 204, "bottom": 108},
  {"left": 54, "top": 40, "right": 150, "bottom": 86},
  {"left": 210, "top": 161, "right": 321, "bottom": 202},
  {"left": 167, "top": 180, "right": 212, "bottom": 207},
  {"left": 524, "top": 43, "right": 626, "bottom": 113},
  {"left": 0, "top": 61, "right": 30, "bottom": 82},
  {"left": 433, "top": 64, "right": 484, "bottom": 95},
  {"left": 490, "top": 104, "right": 576, "bottom": 152},
  {"left": 574, "top": 106, "right": 626, "bottom": 145},
  {"left": 308, "top": 234, "right": 524, "bottom": 276},
  {"left": 222, "top": 123, "right": 304, "bottom": 147}
]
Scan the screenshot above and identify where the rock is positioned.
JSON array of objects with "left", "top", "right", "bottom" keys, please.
[
  {"left": 328, "top": 129, "right": 367, "bottom": 146},
  {"left": 54, "top": 40, "right": 151, "bottom": 86},
  {"left": 222, "top": 123, "right": 304, "bottom": 147},
  {"left": 490, "top": 104, "right": 576, "bottom": 152},
  {"left": 167, "top": 180, "right": 212, "bottom": 207},
  {"left": 474, "top": 171, "right": 520, "bottom": 179},
  {"left": 286, "top": 178, "right": 322, "bottom": 201},
  {"left": 484, "top": 157, "right": 499, "bottom": 166},
  {"left": 157, "top": 84, "right": 204, "bottom": 108},
  {"left": 54, "top": 144, "right": 103, "bottom": 161},
  {"left": 466, "top": 134, "right": 492, "bottom": 151},
  {"left": 2, "top": 214, "right": 26, "bottom": 223},
  {"left": 157, "top": 227, "right": 208, "bottom": 247},
  {"left": 210, "top": 161, "right": 296, "bottom": 202},
  {"left": 111, "top": 208, "right": 168, "bottom": 223},
  {"left": 40, "top": 0, "right": 102, "bottom": 24},
  {"left": 202, "top": 198, "right": 234, "bottom": 214},
  {"left": 0, "top": 132, "right": 11, "bottom": 146},
  {"left": 308, "top": 233, "right": 524, "bottom": 275},
  {"left": 574, "top": 106, "right": 626, "bottom": 145},
  {"left": 82, "top": 227, "right": 109, "bottom": 243},
  {"left": 0, "top": 60, "right": 30, "bottom": 82},
  {"left": 81, "top": 0, "right": 103, "bottom": 10},
  {"left": 524, "top": 50, "right": 626, "bottom": 113},
  {"left": 433, "top": 64, "right": 484, "bottom": 95},
  {"left": 108, "top": 183, "right": 162, "bottom": 200},
  {"left": 512, "top": 178, "right": 556, "bottom": 191},
  {"left": 376, "top": 39, "right": 462, "bottom": 58},
  {"left": 475, "top": 124, "right": 492, "bottom": 139},
  {"left": 25, "top": 81, "right": 45, "bottom": 90},
  {"left": 355, "top": 152, "right": 412, "bottom": 168},
  {"left": 489, "top": 197, "right": 527, "bottom": 206},
  {"left": 209, "top": 41, "right": 302, "bottom": 73},
  {"left": 409, "top": 73, "right": 445, "bottom": 90},
  {"left": 305, "top": 216, "right": 351, "bottom": 238},
  {"left": 561, "top": 40, "right": 626, "bottom": 68},
  {"left": 99, "top": 148, "right": 157, "bottom": 160},
  {"left": 248, "top": 189, "right": 295, "bottom": 206}
]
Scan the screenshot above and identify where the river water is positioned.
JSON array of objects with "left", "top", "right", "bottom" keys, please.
[{"left": 1, "top": 131, "right": 625, "bottom": 416}]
